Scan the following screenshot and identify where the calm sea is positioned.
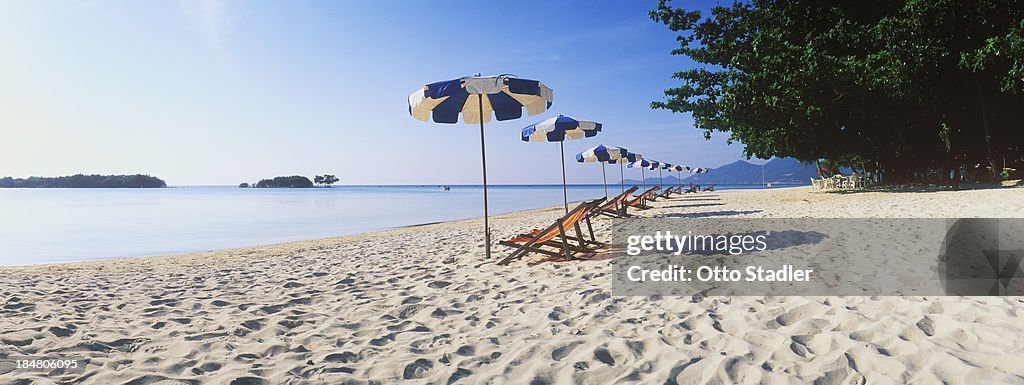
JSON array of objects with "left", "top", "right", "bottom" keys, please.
[{"left": 0, "top": 184, "right": 775, "bottom": 266}]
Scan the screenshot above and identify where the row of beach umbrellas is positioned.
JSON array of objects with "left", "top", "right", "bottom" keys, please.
[{"left": 408, "top": 74, "right": 708, "bottom": 259}]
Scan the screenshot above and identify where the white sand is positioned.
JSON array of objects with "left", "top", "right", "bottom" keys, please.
[{"left": 2, "top": 186, "right": 1024, "bottom": 384}]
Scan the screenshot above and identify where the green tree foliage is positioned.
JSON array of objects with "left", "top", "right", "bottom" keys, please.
[
  {"left": 0, "top": 174, "right": 166, "bottom": 188},
  {"left": 313, "top": 174, "right": 339, "bottom": 187},
  {"left": 255, "top": 176, "right": 314, "bottom": 188},
  {"left": 321, "top": 174, "right": 339, "bottom": 187},
  {"left": 650, "top": 0, "right": 1024, "bottom": 183}
]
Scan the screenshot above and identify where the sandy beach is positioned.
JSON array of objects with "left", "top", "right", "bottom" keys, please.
[{"left": 3, "top": 186, "right": 1024, "bottom": 384}]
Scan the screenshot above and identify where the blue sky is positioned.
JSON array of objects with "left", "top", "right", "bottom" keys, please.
[{"left": 0, "top": 0, "right": 749, "bottom": 185}]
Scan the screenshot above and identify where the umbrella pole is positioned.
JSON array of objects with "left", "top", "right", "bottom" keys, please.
[
  {"left": 601, "top": 163, "right": 607, "bottom": 198},
  {"left": 642, "top": 168, "right": 646, "bottom": 192},
  {"left": 477, "top": 96, "right": 491, "bottom": 259},
  {"left": 619, "top": 162, "right": 624, "bottom": 193},
  {"left": 560, "top": 141, "right": 568, "bottom": 214},
  {"left": 659, "top": 168, "right": 663, "bottom": 188}
]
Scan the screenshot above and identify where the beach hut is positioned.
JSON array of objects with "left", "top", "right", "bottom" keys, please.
[
  {"left": 522, "top": 115, "right": 602, "bottom": 213},
  {"left": 409, "top": 74, "right": 553, "bottom": 259}
]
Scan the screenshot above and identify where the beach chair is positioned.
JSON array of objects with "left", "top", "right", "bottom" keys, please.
[
  {"left": 702, "top": 185, "right": 715, "bottom": 192},
  {"left": 596, "top": 186, "right": 639, "bottom": 218},
  {"left": 656, "top": 187, "right": 673, "bottom": 199},
  {"left": 498, "top": 199, "right": 606, "bottom": 265},
  {"left": 626, "top": 186, "right": 659, "bottom": 209},
  {"left": 644, "top": 186, "right": 663, "bottom": 202}
]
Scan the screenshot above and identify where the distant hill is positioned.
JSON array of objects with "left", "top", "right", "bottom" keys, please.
[
  {"left": 0, "top": 174, "right": 167, "bottom": 188},
  {"left": 623, "top": 158, "right": 817, "bottom": 185}
]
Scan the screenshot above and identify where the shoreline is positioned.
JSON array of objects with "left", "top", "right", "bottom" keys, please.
[
  {"left": 3, "top": 183, "right": 1019, "bottom": 271},
  {"left": 0, "top": 201, "right": 573, "bottom": 271}
]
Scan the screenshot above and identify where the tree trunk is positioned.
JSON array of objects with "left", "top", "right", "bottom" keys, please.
[{"left": 973, "top": 75, "right": 999, "bottom": 181}]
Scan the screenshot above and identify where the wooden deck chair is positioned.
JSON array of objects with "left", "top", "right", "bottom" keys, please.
[
  {"left": 626, "top": 186, "right": 658, "bottom": 210},
  {"left": 645, "top": 186, "right": 662, "bottom": 202},
  {"left": 656, "top": 187, "right": 673, "bottom": 199},
  {"left": 498, "top": 199, "right": 606, "bottom": 265},
  {"left": 596, "top": 186, "right": 639, "bottom": 218}
]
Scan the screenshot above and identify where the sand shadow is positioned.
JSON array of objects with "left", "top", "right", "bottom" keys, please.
[
  {"left": 661, "top": 203, "right": 725, "bottom": 209},
  {"left": 672, "top": 197, "right": 721, "bottom": 202},
  {"left": 661, "top": 210, "right": 762, "bottom": 218}
]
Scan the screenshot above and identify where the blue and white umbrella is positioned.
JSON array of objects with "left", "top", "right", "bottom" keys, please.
[
  {"left": 522, "top": 115, "right": 601, "bottom": 142},
  {"left": 628, "top": 159, "right": 652, "bottom": 192},
  {"left": 672, "top": 165, "right": 689, "bottom": 189},
  {"left": 647, "top": 160, "right": 664, "bottom": 189},
  {"left": 607, "top": 152, "right": 642, "bottom": 193},
  {"left": 409, "top": 74, "right": 553, "bottom": 260},
  {"left": 658, "top": 162, "right": 673, "bottom": 188},
  {"left": 576, "top": 145, "right": 627, "bottom": 197},
  {"left": 692, "top": 167, "right": 709, "bottom": 185},
  {"left": 522, "top": 115, "right": 602, "bottom": 213},
  {"left": 410, "top": 75, "right": 554, "bottom": 124}
]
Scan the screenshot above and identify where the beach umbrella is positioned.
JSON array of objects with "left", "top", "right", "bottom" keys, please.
[
  {"left": 660, "top": 163, "right": 673, "bottom": 189},
  {"left": 673, "top": 165, "right": 688, "bottom": 189},
  {"left": 607, "top": 152, "right": 641, "bottom": 194},
  {"left": 522, "top": 114, "right": 602, "bottom": 213},
  {"left": 628, "top": 159, "right": 652, "bottom": 192},
  {"left": 692, "top": 167, "right": 708, "bottom": 185},
  {"left": 409, "top": 74, "right": 554, "bottom": 260},
  {"left": 646, "top": 160, "right": 662, "bottom": 188},
  {"left": 576, "top": 145, "right": 627, "bottom": 198}
]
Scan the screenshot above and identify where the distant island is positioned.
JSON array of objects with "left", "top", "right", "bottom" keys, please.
[
  {"left": 241, "top": 174, "right": 339, "bottom": 188},
  {"left": 0, "top": 174, "right": 167, "bottom": 188}
]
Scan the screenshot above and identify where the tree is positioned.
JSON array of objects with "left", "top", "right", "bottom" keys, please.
[
  {"left": 0, "top": 174, "right": 167, "bottom": 188},
  {"left": 649, "top": 0, "right": 1024, "bottom": 184},
  {"left": 313, "top": 175, "right": 325, "bottom": 186},
  {"left": 255, "top": 176, "right": 314, "bottom": 188},
  {"left": 321, "top": 174, "right": 339, "bottom": 187}
]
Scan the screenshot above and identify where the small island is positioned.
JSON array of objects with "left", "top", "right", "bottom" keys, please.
[
  {"left": 241, "top": 174, "right": 339, "bottom": 188},
  {"left": 0, "top": 174, "right": 167, "bottom": 188},
  {"left": 255, "top": 176, "right": 314, "bottom": 188}
]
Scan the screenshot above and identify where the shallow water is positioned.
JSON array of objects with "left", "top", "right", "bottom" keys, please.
[{"left": 0, "top": 184, "right": 775, "bottom": 265}]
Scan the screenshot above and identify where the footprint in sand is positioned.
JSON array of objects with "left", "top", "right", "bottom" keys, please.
[
  {"left": 551, "top": 342, "right": 583, "bottom": 361},
  {"left": 403, "top": 358, "right": 433, "bottom": 379},
  {"left": 324, "top": 351, "right": 358, "bottom": 363},
  {"left": 593, "top": 346, "right": 616, "bottom": 366},
  {"left": 447, "top": 368, "right": 472, "bottom": 384},
  {"left": 228, "top": 377, "right": 267, "bottom": 385},
  {"left": 48, "top": 324, "right": 77, "bottom": 337}
]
